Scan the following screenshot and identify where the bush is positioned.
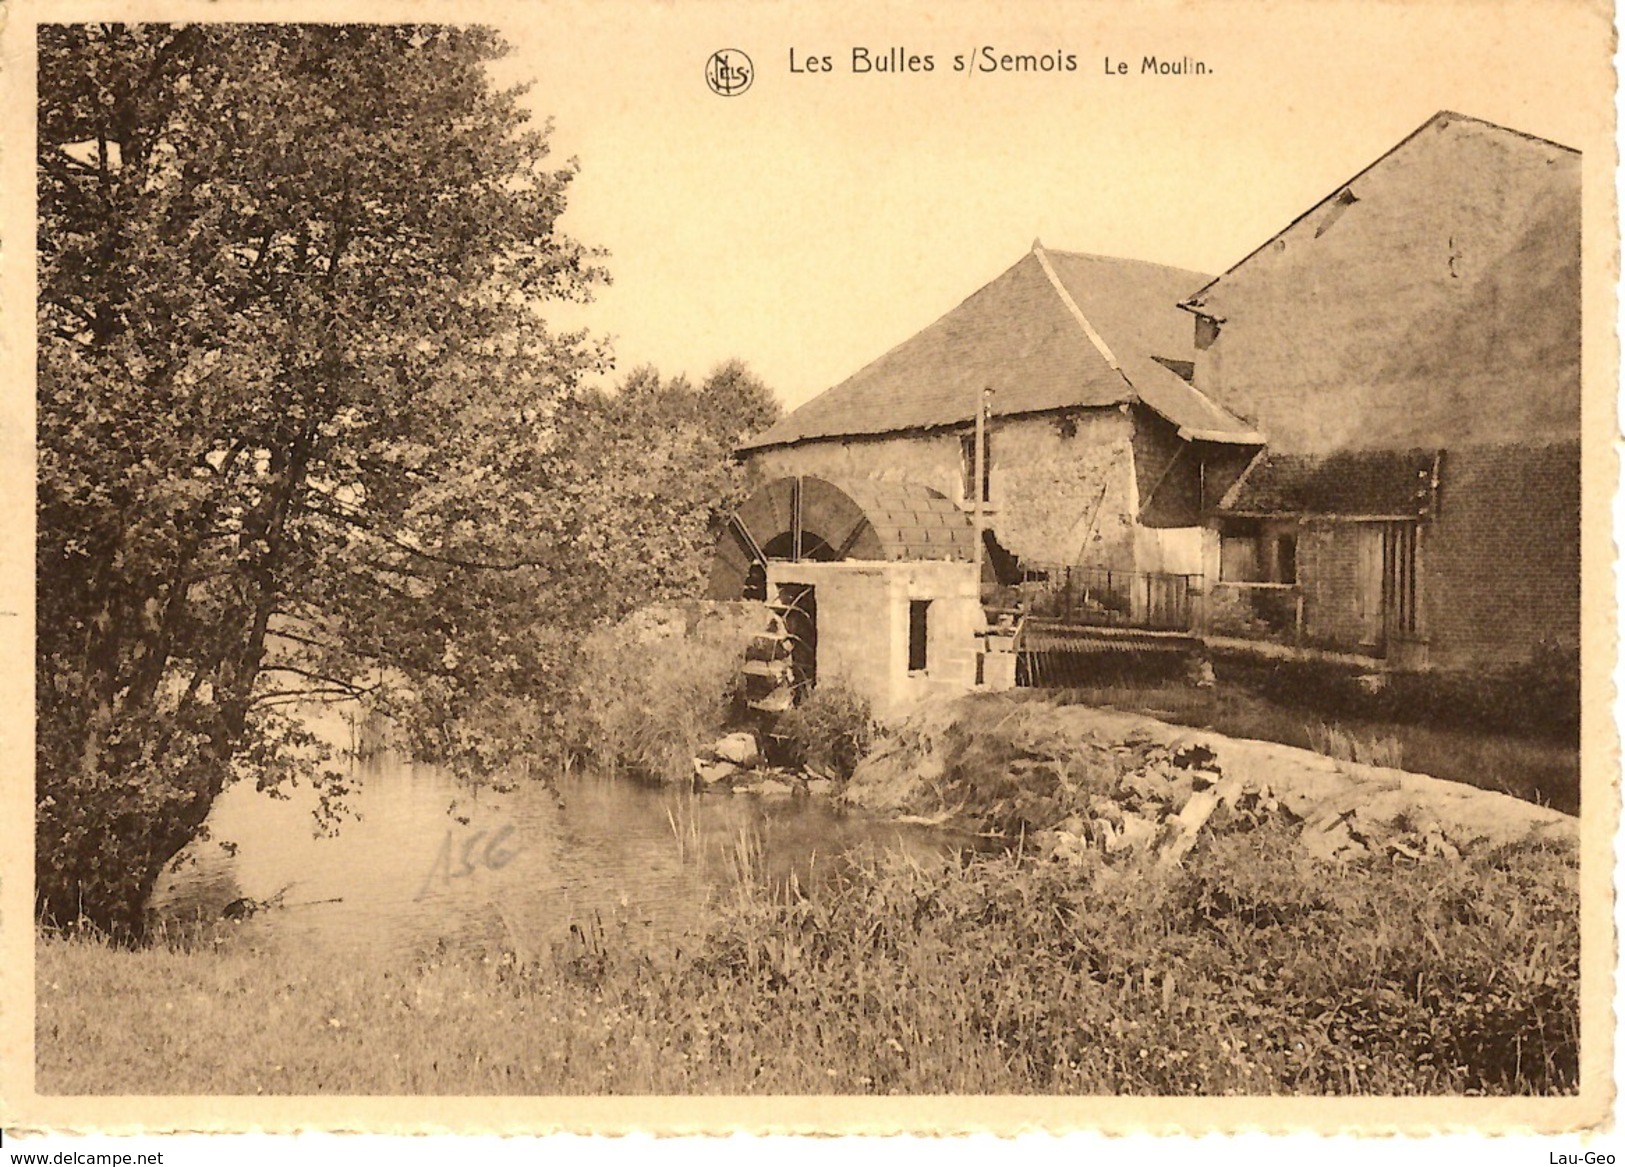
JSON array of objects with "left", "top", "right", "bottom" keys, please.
[
  {"left": 1307, "top": 721, "right": 1405, "bottom": 768},
  {"left": 1219, "top": 645, "right": 1580, "bottom": 744},
  {"left": 562, "top": 601, "right": 766, "bottom": 781},
  {"left": 772, "top": 677, "right": 877, "bottom": 781}
]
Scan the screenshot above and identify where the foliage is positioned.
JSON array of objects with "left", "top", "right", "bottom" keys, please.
[
  {"left": 560, "top": 602, "right": 765, "bottom": 782},
  {"left": 38, "top": 829, "right": 1577, "bottom": 1095},
  {"left": 36, "top": 23, "right": 615, "bottom": 941},
  {"left": 771, "top": 677, "right": 877, "bottom": 781},
  {"left": 1306, "top": 721, "right": 1405, "bottom": 769},
  {"left": 548, "top": 361, "right": 779, "bottom": 625},
  {"left": 1222, "top": 645, "right": 1581, "bottom": 744}
]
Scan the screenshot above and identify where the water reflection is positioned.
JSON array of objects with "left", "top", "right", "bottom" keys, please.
[{"left": 150, "top": 725, "right": 946, "bottom": 962}]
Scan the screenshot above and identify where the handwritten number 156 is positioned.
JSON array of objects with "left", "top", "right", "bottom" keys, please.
[{"left": 414, "top": 824, "right": 523, "bottom": 900}]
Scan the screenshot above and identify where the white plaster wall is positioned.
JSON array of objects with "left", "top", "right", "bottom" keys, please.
[{"left": 764, "top": 558, "right": 983, "bottom": 721}]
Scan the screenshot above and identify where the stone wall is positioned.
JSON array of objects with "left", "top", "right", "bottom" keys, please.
[{"left": 745, "top": 408, "right": 1144, "bottom": 570}]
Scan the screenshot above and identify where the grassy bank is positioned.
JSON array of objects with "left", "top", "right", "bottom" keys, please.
[
  {"left": 39, "top": 820, "right": 1577, "bottom": 1096},
  {"left": 1036, "top": 681, "right": 1578, "bottom": 813}
]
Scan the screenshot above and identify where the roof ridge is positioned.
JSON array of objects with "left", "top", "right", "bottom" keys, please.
[
  {"left": 1429, "top": 109, "right": 1581, "bottom": 155},
  {"left": 1031, "top": 243, "right": 1132, "bottom": 385},
  {"left": 1180, "top": 109, "right": 1579, "bottom": 314}
]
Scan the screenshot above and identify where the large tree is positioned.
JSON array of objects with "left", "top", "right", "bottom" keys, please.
[
  {"left": 36, "top": 24, "right": 609, "bottom": 941},
  {"left": 548, "top": 360, "right": 779, "bottom": 622}
]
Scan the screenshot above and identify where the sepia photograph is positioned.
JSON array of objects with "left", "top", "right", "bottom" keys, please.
[{"left": 2, "top": 0, "right": 1617, "bottom": 1144}]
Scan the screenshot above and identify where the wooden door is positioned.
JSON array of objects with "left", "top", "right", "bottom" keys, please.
[
  {"left": 1356, "top": 525, "right": 1383, "bottom": 647},
  {"left": 1382, "top": 521, "right": 1420, "bottom": 644}
]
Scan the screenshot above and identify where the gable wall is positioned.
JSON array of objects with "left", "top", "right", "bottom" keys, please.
[{"left": 1191, "top": 120, "right": 1580, "bottom": 453}]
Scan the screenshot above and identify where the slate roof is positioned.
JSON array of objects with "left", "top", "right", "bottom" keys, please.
[
  {"left": 740, "top": 244, "right": 1260, "bottom": 450},
  {"left": 839, "top": 478, "right": 978, "bottom": 561},
  {"left": 1217, "top": 449, "right": 1442, "bottom": 518}
]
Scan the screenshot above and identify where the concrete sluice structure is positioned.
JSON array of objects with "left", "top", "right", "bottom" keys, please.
[{"left": 709, "top": 475, "right": 1017, "bottom": 722}]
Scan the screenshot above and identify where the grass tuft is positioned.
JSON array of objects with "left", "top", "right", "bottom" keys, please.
[{"left": 38, "top": 824, "right": 1576, "bottom": 1097}]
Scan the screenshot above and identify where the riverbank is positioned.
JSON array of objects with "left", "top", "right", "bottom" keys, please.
[{"left": 39, "top": 810, "right": 1576, "bottom": 1095}]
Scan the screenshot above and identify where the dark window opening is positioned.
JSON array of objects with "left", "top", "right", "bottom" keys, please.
[
  {"left": 1194, "top": 314, "right": 1221, "bottom": 351},
  {"left": 1274, "top": 533, "right": 1298, "bottom": 584},
  {"left": 761, "top": 531, "right": 838, "bottom": 562},
  {"left": 908, "top": 600, "right": 931, "bottom": 673},
  {"left": 1219, "top": 518, "right": 1298, "bottom": 584},
  {"left": 959, "top": 433, "right": 992, "bottom": 504},
  {"left": 1152, "top": 355, "right": 1196, "bottom": 383}
]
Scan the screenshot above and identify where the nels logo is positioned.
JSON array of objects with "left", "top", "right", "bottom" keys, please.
[{"left": 706, "top": 49, "right": 754, "bottom": 96}]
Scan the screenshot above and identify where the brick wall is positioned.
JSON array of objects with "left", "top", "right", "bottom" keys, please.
[{"left": 1423, "top": 442, "right": 1581, "bottom": 667}]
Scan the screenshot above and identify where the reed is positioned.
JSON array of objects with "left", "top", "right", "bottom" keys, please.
[{"left": 38, "top": 822, "right": 1577, "bottom": 1097}]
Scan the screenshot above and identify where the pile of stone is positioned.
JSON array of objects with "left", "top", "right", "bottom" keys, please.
[
  {"left": 1032, "top": 737, "right": 1479, "bottom": 869},
  {"left": 690, "top": 731, "right": 838, "bottom": 799},
  {"left": 844, "top": 694, "right": 1575, "bottom": 868}
]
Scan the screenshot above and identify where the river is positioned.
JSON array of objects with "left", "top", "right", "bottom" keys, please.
[{"left": 148, "top": 710, "right": 949, "bottom": 961}]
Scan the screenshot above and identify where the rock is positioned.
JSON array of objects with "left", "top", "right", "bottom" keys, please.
[
  {"left": 1119, "top": 768, "right": 1168, "bottom": 807},
  {"left": 713, "top": 732, "right": 760, "bottom": 767},
  {"left": 1159, "top": 789, "right": 1221, "bottom": 865},
  {"left": 805, "top": 778, "right": 836, "bottom": 798},
  {"left": 692, "top": 757, "right": 741, "bottom": 788},
  {"left": 751, "top": 778, "right": 794, "bottom": 798},
  {"left": 1108, "top": 811, "right": 1160, "bottom": 853},
  {"left": 1045, "top": 830, "right": 1091, "bottom": 868},
  {"left": 1300, "top": 809, "right": 1372, "bottom": 861},
  {"left": 1212, "top": 775, "right": 1248, "bottom": 809},
  {"left": 1189, "top": 768, "right": 1225, "bottom": 790},
  {"left": 1161, "top": 774, "right": 1197, "bottom": 813}
]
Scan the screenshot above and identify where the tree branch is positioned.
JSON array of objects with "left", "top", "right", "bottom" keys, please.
[{"left": 300, "top": 491, "right": 555, "bottom": 573}]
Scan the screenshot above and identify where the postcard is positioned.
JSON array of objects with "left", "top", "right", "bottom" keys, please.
[{"left": 2, "top": 0, "right": 1617, "bottom": 1143}]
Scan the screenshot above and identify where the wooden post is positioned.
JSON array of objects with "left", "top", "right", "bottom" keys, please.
[{"left": 971, "top": 386, "right": 992, "bottom": 594}]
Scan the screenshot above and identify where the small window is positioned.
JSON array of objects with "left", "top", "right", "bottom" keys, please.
[
  {"left": 1220, "top": 519, "right": 1298, "bottom": 584},
  {"left": 1274, "top": 532, "right": 1298, "bottom": 584},
  {"left": 959, "top": 433, "right": 991, "bottom": 504},
  {"left": 908, "top": 600, "right": 931, "bottom": 673},
  {"left": 1194, "top": 314, "right": 1221, "bottom": 351}
]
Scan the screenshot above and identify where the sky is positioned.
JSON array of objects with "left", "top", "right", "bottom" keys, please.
[{"left": 478, "top": 0, "right": 1613, "bottom": 412}]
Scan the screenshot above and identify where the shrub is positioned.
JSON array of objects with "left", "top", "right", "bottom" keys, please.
[
  {"left": 772, "top": 677, "right": 877, "bottom": 781},
  {"left": 1307, "top": 720, "right": 1406, "bottom": 769},
  {"left": 562, "top": 601, "right": 766, "bottom": 781}
]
